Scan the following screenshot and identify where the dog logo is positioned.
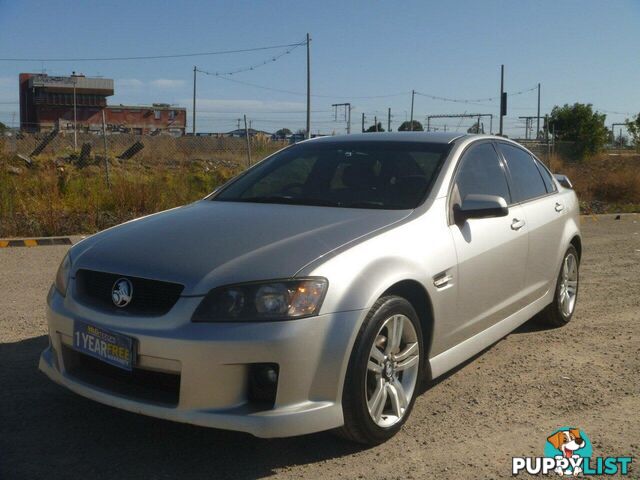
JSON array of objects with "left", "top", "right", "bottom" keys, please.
[
  {"left": 545, "top": 428, "right": 589, "bottom": 476},
  {"left": 111, "top": 278, "right": 133, "bottom": 307}
]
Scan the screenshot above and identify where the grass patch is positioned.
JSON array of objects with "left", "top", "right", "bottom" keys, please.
[
  {"left": 2, "top": 147, "right": 639, "bottom": 237},
  {"left": 0, "top": 156, "right": 241, "bottom": 237}
]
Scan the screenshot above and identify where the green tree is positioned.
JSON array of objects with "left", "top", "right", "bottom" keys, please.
[
  {"left": 0, "top": 121, "right": 6, "bottom": 134},
  {"left": 547, "top": 103, "right": 608, "bottom": 158},
  {"left": 275, "top": 128, "right": 292, "bottom": 137},
  {"left": 365, "top": 122, "right": 385, "bottom": 132},
  {"left": 398, "top": 120, "right": 423, "bottom": 131},
  {"left": 625, "top": 113, "right": 640, "bottom": 149}
]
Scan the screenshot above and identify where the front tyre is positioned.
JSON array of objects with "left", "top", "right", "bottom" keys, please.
[
  {"left": 337, "top": 296, "right": 423, "bottom": 445},
  {"left": 541, "top": 245, "right": 580, "bottom": 327}
]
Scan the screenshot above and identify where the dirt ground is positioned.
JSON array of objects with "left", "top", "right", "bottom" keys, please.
[{"left": 1, "top": 215, "right": 638, "bottom": 479}]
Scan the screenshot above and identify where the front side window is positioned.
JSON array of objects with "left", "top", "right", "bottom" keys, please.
[
  {"left": 498, "top": 143, "right": 548, "bottom": 202},
  {"left": 213, "top": 141, "right": 452, "bottom": 210},
  {"left": 454, "top": 142, "right": 511, "bottom": 203}
]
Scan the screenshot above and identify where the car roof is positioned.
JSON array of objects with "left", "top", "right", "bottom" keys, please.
[{"left": 303, "top": 131, "right": 470, "bottom": 144}]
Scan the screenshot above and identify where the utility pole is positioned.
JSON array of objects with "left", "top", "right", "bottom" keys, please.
[
  {"left": 499, "top": 65, "right": 505, "bottom": 136},
  {"left": 611, "top": 123, "right": 627, "bottom": 146},
  {"left": 536, "top": 83, "right": 541, "bottom": 139},
  {"left": 387, "top": 107, "right": 391, "bottom": 132},
  {"left": 192, "top": 66, "right": 197, "bottom": 135},
  {"left": 306, "top": 33, "right": 311, "bottom": 139},
  {"left": 362, "top": 113, "right": 365, "bottom": 133},
  {"left": 374, "top": 116, "right": 378, "bottom": 132},
  {"left": 236, "top": 118, "right": 241, "bottom": 130},
  {"left": 545, "top": 114, "right": 550, "bottom": 165},
  {"left": 72, "top": 72, "right": 78, "bottom": 151},
  {"left": 409, "top": 90, "right": 415, "bottom": 131}
]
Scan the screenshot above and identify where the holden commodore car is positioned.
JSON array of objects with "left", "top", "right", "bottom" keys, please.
[{"left": 40, "top": 132, "right": 581, "bottom": 444}]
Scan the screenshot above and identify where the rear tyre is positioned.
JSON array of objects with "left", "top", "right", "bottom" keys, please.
[
  {"left": 541, "top": 245, "right": 579, "bottom": 327},
  {"left": 336, "top": 296, "right": 423, "bottom": 445}
]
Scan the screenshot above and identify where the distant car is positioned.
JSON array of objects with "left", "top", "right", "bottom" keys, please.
[{"left": 40, "top": 133, "right": 581, "bottom": 444}]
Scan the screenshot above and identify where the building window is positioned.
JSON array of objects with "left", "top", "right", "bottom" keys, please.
[
  {"left": 154, "top": 110, "right": 161, "bottom": 120},
  {"left": 168, "top": 110, "right": 176, "bottom": 120}
]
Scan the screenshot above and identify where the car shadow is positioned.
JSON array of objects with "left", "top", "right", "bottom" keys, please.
[
  {"left": 0, "top": 336, "right": 366, "bottom": 480},
  {"left": 511, "top": 313, "right": 555, "bottom": 334},
  {"left": 417, "top": 340, "right": 500, "bottom": 395}
]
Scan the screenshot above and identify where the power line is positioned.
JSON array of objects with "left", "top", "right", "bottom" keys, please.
[
  {"left": 0, "top": 42, "right": 306, "bottom": 62},
  {"left": 196, "top": 40, "right": 306, "bottom": 76},
  {"left": 209, "top": 74, "right": 410, "bottom": 99},
  {"left": 415, "top": 85, "right": 537, "bottom": 105},
  {"left": 596, "top": 108, "right": 634, "bottom": 116}
]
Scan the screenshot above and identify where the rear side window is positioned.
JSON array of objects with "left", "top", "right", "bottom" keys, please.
[
  {"left": 533, "top": 160, "right": 557, "bottom": 193},
  {"left": 498, "top": 143, "right": 548, "bottom": 202},
  {"left": 455, "top": 143, "right": 511, "bottom": 203}
]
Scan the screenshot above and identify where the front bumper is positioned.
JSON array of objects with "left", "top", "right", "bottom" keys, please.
[{"left": 39, "top": 287, "right": 364, "bottom": 438}]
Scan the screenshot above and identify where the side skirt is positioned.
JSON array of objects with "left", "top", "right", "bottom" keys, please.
[{"left": 428, "top": 292, "right": 552, "bottom": 379}]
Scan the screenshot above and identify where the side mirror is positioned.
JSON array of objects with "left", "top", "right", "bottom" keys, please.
[
  {"left": 553, "top": 174, "right": 573, "bottom": 189},
  {"left": 454, "top": 194, "right": 509, "bottom": 223}
]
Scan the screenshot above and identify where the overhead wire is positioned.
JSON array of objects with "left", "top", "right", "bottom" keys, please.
[{"left": 0, "top": 42, "right": 307, "bottom": 62}]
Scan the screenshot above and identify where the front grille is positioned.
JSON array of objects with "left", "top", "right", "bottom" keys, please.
[
  {"left": 75, "top": 269, "right": 184, "bottom": 316},
  {"left": 62, "top": 345, "right": 180, "bottom": 407}
]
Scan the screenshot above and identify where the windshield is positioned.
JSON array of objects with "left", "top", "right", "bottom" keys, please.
[{"left": 212, "top": 141, "right": 452, "bottom": 209}]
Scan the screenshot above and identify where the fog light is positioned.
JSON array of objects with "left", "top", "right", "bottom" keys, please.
[{"left": 248, "top": 363, "right": 279, "bottom": 409}]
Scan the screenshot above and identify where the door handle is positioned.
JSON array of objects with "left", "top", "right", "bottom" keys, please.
[
  {"left": 511, "top": 218, "right": 525, "bottom": 230},
  {"left": 555, "top": 202, "right": 565, "bottom": 212}
]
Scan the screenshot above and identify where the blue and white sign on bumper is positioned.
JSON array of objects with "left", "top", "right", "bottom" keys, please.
[{"left": 73, "top": 321, "right": 134, "bottom": 370}]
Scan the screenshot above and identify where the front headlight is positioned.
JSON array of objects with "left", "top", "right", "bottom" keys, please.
[
  {"left": 192, "top": 278, "right": 328, "bottom": 322},
  {"left": 54, "top": 253, "right": 72, "bottom": 296}
]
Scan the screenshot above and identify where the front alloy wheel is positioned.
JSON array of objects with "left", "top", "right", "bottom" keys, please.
[
  {"left": 338, "top": 296, "right": 423, "bottom": 444},
  {"left": 366, "top": 314, "right": 420, "bottom": 427}
]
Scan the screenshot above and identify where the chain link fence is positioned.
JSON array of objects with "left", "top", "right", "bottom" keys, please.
[{"left": 2, "top": 129, "right": 287, "bottom": 174}]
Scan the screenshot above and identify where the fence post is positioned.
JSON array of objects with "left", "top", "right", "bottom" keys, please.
[
  {"left": 244, "top": 114, "right": 252, "bottom": 167},
  {"left": 101, "top": 109, "right": 110, "bottom": 188}
]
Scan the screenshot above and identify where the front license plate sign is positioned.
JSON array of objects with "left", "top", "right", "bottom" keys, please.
[{"left": 73, "top": 321, "right": 134, "bottom": 371}]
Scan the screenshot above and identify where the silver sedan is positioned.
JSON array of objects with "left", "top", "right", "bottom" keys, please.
[{"left": 40, "top": 133, "right": 581, "bottom": 444}]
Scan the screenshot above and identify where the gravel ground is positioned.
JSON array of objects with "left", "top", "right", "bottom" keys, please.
[{"left": 0, "top": 216, "right": 638, "bottom": 479}]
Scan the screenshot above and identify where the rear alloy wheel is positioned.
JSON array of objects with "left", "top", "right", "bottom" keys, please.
[
  {"left": 338, "top": 296, "right": 423, "bottom": 444},
  {"left": 541, "top": 245, "right": 580, "bottom": 327}
]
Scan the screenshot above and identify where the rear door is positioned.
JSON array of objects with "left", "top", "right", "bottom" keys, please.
[
  {"left": 447, "top": 141, "right": 529, "bottom": 348},
  {"left": 496, "top": 142, "right": 564, "bottom": 303}
]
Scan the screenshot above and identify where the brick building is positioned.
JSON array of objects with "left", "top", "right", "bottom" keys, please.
[{"left": 19, "top": 73, "right": 186, "bottom": 136}]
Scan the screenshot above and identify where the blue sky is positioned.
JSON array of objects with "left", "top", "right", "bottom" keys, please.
[{"left": 0, "top": 0, "right": 638, "bottom": 136}]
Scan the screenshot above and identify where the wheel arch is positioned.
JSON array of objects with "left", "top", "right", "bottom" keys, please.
[
  {"left": 570, "top": 234, "right": 582, "bottom": 260},
  {"left": 381, "top": 279, "right": 435, "bottom": 380}
]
